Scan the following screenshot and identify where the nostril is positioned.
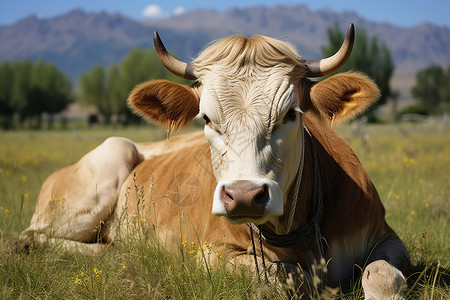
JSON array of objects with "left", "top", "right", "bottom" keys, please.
[
  {"left": 221, "top": 186, "right": 234, "bottom": 205},
  {"left": 253, "top": 185, "right": 269, "bottom": 206}
]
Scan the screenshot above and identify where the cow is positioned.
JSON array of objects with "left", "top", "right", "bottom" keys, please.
[{"left": 21, "top": 23, "right": 410, "bottom": 299}]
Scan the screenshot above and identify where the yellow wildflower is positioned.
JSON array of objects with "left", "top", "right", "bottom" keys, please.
[
  {"left": 93, "top": 268, "right": 102, "bottom": 277},
  {"left": 4, "top": 208, "right": 10, "bottom": 215},
  {"left": 75, "top": 271, "right": 85, "bottom": 285},
  {"left": 21, "top": 175, "right": 27, "bottom": 182},
  {"left": 402, "top": 156, "right": 415, "bottom": 168}
]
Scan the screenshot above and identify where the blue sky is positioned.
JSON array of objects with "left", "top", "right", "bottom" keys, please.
[{"left": 0, "top": 0, "right": 448, "bottom": 28}]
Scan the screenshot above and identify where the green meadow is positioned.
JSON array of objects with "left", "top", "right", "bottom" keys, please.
[{"left": 0, "top": 122, "right": 449, "bottom": 299}]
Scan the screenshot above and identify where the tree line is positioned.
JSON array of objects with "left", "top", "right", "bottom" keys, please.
[
  {"left": 77, "top": 49, "right": 189, "bottom": 125},
  {"left": 0, "top": 60, "right": 72, "bottom": 129},
  {"left": 0, "top": 49, "right": 188, "bottom": 129},
  {"left": 0, "top": 27, "right": 448, "bottom": 130}
]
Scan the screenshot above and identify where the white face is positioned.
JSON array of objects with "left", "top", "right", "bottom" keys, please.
[{"left": 199, "top": 70, "right": 304, "bottom": 225}]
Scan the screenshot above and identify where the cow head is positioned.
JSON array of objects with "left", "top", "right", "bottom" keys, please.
[{"left": 129, "top": 24, "right": 379, "bottom": 226}]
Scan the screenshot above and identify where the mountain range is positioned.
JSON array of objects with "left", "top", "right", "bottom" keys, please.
[{"left": 1, "top": 5, "right": 449, "bottom": 97}]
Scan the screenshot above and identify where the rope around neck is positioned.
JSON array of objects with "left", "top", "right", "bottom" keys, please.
[
  {"left": 249, "top": 224, "right": 270, "bottom": 283},
  {"left": 249, "top": 225, "right": 261, "bottom": 282},
  {"left": 306, "top": 126, "right": 325, "bottom": 258},
  {"left": 285, "top": 120, "right": 306, "bottom": 234}
]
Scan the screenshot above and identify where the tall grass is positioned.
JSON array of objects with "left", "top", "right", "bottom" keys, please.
[
  {"left": 338, "top": 122, "right": 450, "bottom": 299},
  {"left": 1, "top": 122, "right": 449, "bottom": 299}
]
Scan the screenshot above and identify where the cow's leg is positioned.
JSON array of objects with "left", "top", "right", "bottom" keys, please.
[
  {"left": 362, "top": 229, "right": 410, "bottom": 300},
  {"left": 28, "top": 234, "right": 108, "bottom": 253},
  {"left": 20, "top": 137, "right": 144, "bottom": 248}
]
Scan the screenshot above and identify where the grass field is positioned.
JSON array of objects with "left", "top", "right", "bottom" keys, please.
[{"left": 0, "top": 122, "right": 449, "bottom": 299}]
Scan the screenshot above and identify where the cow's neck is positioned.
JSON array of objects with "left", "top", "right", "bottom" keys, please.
[{"left": 251, "top": 125, "right": 324, "bottom": 257}]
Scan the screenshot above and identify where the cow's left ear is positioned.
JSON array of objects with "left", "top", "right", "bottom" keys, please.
[
  {"left": 128, "top": 79, "right": 201, "bottom": 130},
  {"left": 306, "top": 72, "right": 380, "bottom": 126}
]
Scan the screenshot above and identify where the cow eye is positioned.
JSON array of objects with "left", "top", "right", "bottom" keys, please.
[
  {"left": 283, "top": 108, "right": 297, "bottom": 123},
  {"left": 203, "top": 115, "right": 213, "bottom": 129}
]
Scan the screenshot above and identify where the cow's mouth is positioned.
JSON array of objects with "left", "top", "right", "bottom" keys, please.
[{"left": 225, "top": 214, "right": 271, "bottom": 225}]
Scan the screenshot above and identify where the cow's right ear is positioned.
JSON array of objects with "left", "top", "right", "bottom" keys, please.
[
  {"left": 299, "top": 73, "right": 379, "bottom": 126},
  {"left": 128, "top": 80, "right": 201, "bottom": 129}
]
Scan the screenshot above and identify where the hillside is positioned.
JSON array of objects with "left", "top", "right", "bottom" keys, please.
[{"left": 1, "top": 5, "right": 449, "bottom": 97}]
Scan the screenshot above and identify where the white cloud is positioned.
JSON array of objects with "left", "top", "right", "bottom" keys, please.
[
  {"left": 174, "top": 6, "right": 185, "bottom": 16},
  {"left": 142, "top": 4, "right": 163, "bottom": 19}
]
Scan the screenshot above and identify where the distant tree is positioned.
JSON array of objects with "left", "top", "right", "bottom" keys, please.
[
  {"left": 439, "top": 65, "right": 450, "bottom": 113},
  {"left": 411, "top": 65, "right": 449, "bottom": 114},
  {"left": 29, "top": 60, "right": 72, "bottom": 128},
  {"left": 0, "top": 60, "right": 72, "bottom": 129},
  {"left": 322, "top": 24, "right": 394, "bottom": 120},
  {"left": 11, "top": 61, "right": 33, "bottom": 126},
  {"left": 78, "top": 65, "right": 113, "bottom": 123},
  {"left": 106, "top": 65, "right": 124, "bottom": 116},
  {"left": 0, "top": 62, "right": 14, "bottom": 129}
]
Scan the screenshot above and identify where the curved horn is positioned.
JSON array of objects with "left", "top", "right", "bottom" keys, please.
[
  {"left": 304, "top": 23, "right": 355, "bottom": 77},
  {"left": 153, "top": 31, "right": 196, "bottom": 80}
]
